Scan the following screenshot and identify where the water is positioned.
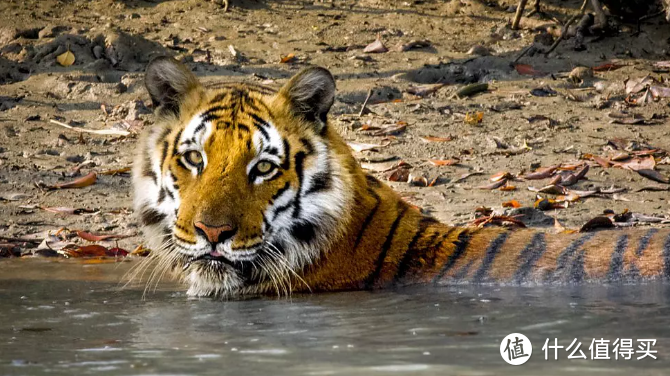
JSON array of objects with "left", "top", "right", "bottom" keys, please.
[{"left": 2, "top": 259, "right": 670, "bottom": 375}]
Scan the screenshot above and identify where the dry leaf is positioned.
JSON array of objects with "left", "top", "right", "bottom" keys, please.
[
  {"left": 427, "top": 159, "right": 459, "bottom": 166},
  {"left": 490, "top": 171, "right": 514, "bottom": 182},
  {"left": 464, "top": 111, "right": 484, "bottom": 125},
  {"left": 579, "top": 216, "right": 614, "bottom": 232},
  {"left": 76, "top": 230, "right": 133, "bottom": 242},
  {"left": 36, "top": 171, "right": 97, "bottom": 191},
  {"left": 478, "top": 179, "right": 508, "bottom": 190},
  {"left": 514, "top": 63, "right": 543, "bottom": 76},
  {"left": 419, "top": 135, "right": 454, "bottom": 143},
  {"left": 502, "top": 200, "right": 522, "bottom": 208},
  {"left": 522, "top": 165, "right": 559, "bottom": 180},
  {"left": 56, "top": 50, "right": 75, "bottom": 67},
  {"left": 58, "top": 244, "right": 129, "bottom": 258},
  {"left": 280, "top": 53, "right": 296, "bottom": 63},
  {"left": 348, "top": 141, "right": 389, "bottom": 152},
  {"left": 363, "top": 35, "right": 388, "bottom": 53}
]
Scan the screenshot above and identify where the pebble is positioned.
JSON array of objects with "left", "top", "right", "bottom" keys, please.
[{"left": 467, "top": 45, "right": 490, "bottom": 56}]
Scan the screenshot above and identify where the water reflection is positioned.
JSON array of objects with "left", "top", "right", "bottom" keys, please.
[{"left": 1, "top": 260, "right": 670, "bottom": 375}]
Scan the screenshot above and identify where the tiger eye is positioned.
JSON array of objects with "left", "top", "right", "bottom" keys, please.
[
  {"left": 184, "top": 150, "right": 203, "bottom": 167},
  {"left": 256, "top": 161, "right": 274, "bottom": 174}
]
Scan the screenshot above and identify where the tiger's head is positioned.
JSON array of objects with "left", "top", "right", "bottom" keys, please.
[{"left": 132, "top": 57, "right": 357, "bottom": 297}]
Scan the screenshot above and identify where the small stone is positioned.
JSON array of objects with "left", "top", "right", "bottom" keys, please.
[
  {"left": 66, "top": 155, "right": 85, "bottom": 163},
  {"left": 38, "top": 25, "right": 70, "bottom": 39},
  {"left": 16, "top": 27, "right": 42, "bottom": 39},
  {"left": 467, "top": 44, "right": 490, "bottom": 56},
  {"left": 92, "top": 45, "right": 104, "bottom": 59}
]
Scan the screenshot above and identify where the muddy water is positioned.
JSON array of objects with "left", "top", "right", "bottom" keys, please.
[{"left": 1, "top": 260, "right": 670, "bottom": 376}]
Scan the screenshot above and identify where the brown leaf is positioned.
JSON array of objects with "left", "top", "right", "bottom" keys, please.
[
  {"left": 592, "top": 62, "right": 624, "bottom": 72},
  {"left": 347, "top": 141, "right": 389, "bottom": 152},
  {"left": 37, "top": 171, "right": 97, "bottom": 190},
  {"left": 490, "top": 171, "right": 514, "bottom": 182},
  {"left": 99, "top": 167, "right": 132, "bottom": 176},
  {"left": 464, "top": 111, "right": 484, "bottom": 125},
  {"left": 521, "top": 165, "right": 559, "bottom": 180},
  {"left": 579, "top": 216, "right": 614, "bottom": 232},
  {"left": 427, "top": 159, "right": 459, "bottom": 166},
  {"left": 40, "top": 207, "right": 97, "bottom": 215},
  {"left": 499, "top": 183, "right": 516, "bottom": 191},
  {"left": 58, "top": 244, "right": 129, "bottom": 258},
  {"left": 502, "top": 200, "right": 522, "bottom": 208},
  {"left": 280, "top": 53, "right": 296, "bottom": 63},
  {"left": 514, "top": 63, "right": 544, "bottom": 76},
  {"left": 363, "top": 36, "right": 388, "bottom": 53},
  {"left": 637, "top": 169, "right": 670, "bottom": 184},
  {"left": 478, "top": 179, "right": 508, "bottom": 190},
  {"left": 406, "top": 84, "right": 445, "bottom": 97},
  {"left": 386, "top": 166, "right": 411, "bottom": 182},
  {"left": 419, "top": 135, "right": 454, "bottom": 143},
  {"left": 76, "top": 230, "right": 133, "bottom": 242},
  {"left": 361, "top": 160, "right": 406, "bottom": 172},
  {"left": 395, "top": 39, "right": 431, "bottom": 52}
]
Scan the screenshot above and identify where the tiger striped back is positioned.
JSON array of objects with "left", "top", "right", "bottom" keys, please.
[{"left": 132, "top": 57, "right": 670, "bottom": 298}]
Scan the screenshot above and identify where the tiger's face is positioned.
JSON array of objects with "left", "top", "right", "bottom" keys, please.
[{"left": 133, "top": 57, "right": 354, "bottom": 297}]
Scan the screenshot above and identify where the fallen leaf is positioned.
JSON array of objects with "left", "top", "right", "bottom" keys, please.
[
  {"left": 464, "top": 111, "right": 484, "bottom": 125},
  {"left": 499, "top": 183, "right": 516, "bottom": 191},
  {"left": 478, "top": 179, "right": 508, "bottom": 190},
  {"left": 419, "top": 135, "right": 454, "bottom": 143},
  {"left": 592, "top": 62, "right": 624, "bottom": 72},
  {"left": 99, "top": 167, "right": 132, "bottom": 176},
  {"left": 386, "top": 166, "right": 411, "bottom": 182},
  {"left": 49, "top": 119, "right": 130, "bottom": 137},
  {"left": 534, "top": 197, "right": 567, "bottom": 210},
  {"left": 514, "top": 63, "right": 543, "bottom": 76},
  {"left": 502, "top": 200, "right": 521, "bottom": 208},
  {"left": 280, "top": 53, "right": 296, "bottom": 63},
  {"left": 40, "top": 207, "right": 97, "bottom": 215},
  {"left": 637, "top": 169, "right": 670, "bottom": 184},
  {"left": 0, "top": 193, "right": 29, "bottom": 201},
  {"left": 361, "top": 160, "right": 406, "bottom": 172},
  {"left": 528, "top": 185, "right": 568, "bottom": 195},
  {"left": 406, "top": 84, "right": 446, "bottom": 97},
  {"left": 36, "top": 171, "right": 97, "bottom": 191},
  {"left": 348, "top": 141, "right": 389, "bottom": 152},
  {"left": 490, "top": 171, "right": 514, "bottom": 182},
  {"left": 579, "top": 216, "right": 614, "bottom": 232},
  {"left": 58, "top": 244, "right": 129, "bottom": 258},
  {"left": 470, "top": 215, "right": 526, "bottom": 228},
  {"left": 395, "top": 39, "right": 431, "bottom": 52},
  {"left": 530, "top": 86, "right": 557, "bottom": 97},
  {"left": 75, "top": 230, "right": 133, "bottom": 242},
  {"left": 427, "top": 159, "right": 459, "bottom": 166},
  {"left": 364, "top": 35, "right": 388, "bottom": 53},
  {"left": 56, "top": 49, "right": 75, "bottom": 67},
  {"left": 522, "top": 165, "right": 559, "bottom": 180}
]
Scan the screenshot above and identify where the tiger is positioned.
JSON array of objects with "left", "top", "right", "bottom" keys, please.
[{"left": 132, "top": 56, "right": 670, "bottom": 298}]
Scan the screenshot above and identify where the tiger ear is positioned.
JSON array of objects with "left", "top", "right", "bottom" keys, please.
[
  {"left": 278, "top": 67, "right": 335, "bottom": 131},
  {"left": 145, "top": 56, "right": 201, "bottom": 116}
]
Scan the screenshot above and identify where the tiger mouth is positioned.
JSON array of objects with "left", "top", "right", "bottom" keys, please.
[{"left": 184, "top": 249, "right": 259, "bottom": 269}]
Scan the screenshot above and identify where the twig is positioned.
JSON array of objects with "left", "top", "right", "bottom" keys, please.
[
  {"left": 512, "top": 44, "right": 536, "bottom": 64},
  {"left": 635, "top": 9, "right": 666, "bottom": 35},
  {"left": 358, "top": 89, "right": 373, "bottom": 117},
  {"left": 526, "top": 0, "right": 541, "bottom": 17},
  {"left": 512, "top": 0, "right": 529, "bottom": 30},
  {"left": 543, "top": 0, "right": 589, "bottom": 56},
  {"left": 48, "top": 119, "right": 130, "bottom": 137}
]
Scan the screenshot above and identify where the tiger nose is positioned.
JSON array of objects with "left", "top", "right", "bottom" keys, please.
[{"left": 193, "top": 221, "right": 237, "bottom": 244}]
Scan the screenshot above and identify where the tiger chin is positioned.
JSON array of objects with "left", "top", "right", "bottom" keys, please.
[{"left": 133, "top": 57, "right": 670, "bottom": 298}]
